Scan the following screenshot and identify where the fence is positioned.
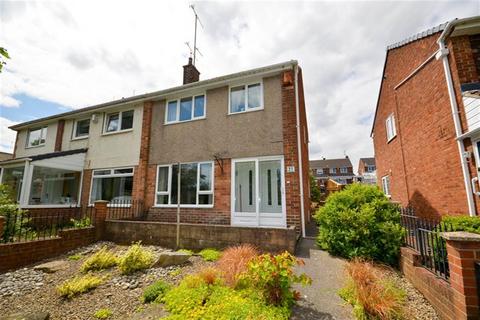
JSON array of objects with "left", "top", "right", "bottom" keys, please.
[
  {"left": 400, "top": 208, "right": 453, "bottom": 280},
  {"left": 106, "top": 199, "right": 145, "bottom": 220},
  {"left": 1, "top": 206, "right": 95, "bottom": 243}
]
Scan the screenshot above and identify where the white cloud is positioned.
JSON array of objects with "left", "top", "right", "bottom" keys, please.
[
  {"left": 0, "top": 95, "right": 20, "bottom": 108},
  {"left": 0, "top": 0, "right": 478, "bottom": 169},
  {"left": 0, "top": 117, "right": 17, "bottom": 153}
]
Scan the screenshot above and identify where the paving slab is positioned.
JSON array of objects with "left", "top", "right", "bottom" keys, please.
[{"left": 292, "top": 238, "right": 353, "bottom": 320}]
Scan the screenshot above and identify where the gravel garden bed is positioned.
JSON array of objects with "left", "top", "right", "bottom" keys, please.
[{"left": 0, "top": 242, "right": 211, "bottom": 320}]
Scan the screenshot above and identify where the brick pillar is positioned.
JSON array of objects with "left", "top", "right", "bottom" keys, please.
[
  {"left": 0, "top": 215, "right": 5, "bottom": 240},
  {"left": 55, "top": 119, "right": 65, "bottom": 152},
  {"left": 94, "top": 201, "right": 109, "bottom": 240},
  {"left": 442, "top": 231, "right": 480, "bottom": 319}
]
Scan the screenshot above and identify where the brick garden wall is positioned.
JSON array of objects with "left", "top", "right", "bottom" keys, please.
[
  {"left": 105, "top": 219, "right": 296, "bottom": 253},
  {"left": 0, "top": 227, "right": 95, "bottom": 273}
]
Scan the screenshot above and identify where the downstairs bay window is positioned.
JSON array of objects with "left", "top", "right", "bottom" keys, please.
[
  {"left": 155, "top": 162, "right": 213, "bottom": 207},
  {"left": 90, "top": 168, "right": 134, "bottom": 204},
  {"left": 1, "top": 166, "right": 25, "bottom": 202},
  {"left": 28, "top": 166, "right": 81, "bottom": 205}
]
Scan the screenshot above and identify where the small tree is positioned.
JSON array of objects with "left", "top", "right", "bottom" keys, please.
[
  {"left": 309, "top": 174, "right": 321, "bottom": 203},
  {"left": 315, "top": 184, "right": 403, "bottom": 265},
  {"left": 0, "top": 47, "right": 10, "bottom": 73}
]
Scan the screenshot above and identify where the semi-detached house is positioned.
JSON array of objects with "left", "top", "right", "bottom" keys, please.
[{"left": 0, "top": 59, "right": 310, "bottom": 237}]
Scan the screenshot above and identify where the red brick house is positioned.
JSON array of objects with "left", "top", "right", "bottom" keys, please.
[
  {"left": 1, "top": 59, "right": 310, "bottom": 237},
  {"left": 310, "top": 156, "right": 355, "bottom": 187},
  {"left": 372, "top": 16, "right": 480, "bottom": 219}
]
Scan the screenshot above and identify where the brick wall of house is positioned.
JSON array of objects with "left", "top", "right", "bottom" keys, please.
[
  {"left": 373, "top": 33, "right": 474, "bottom": 218},
  {"left": 144, "top": 159, "right": 231, "bottom": 225},
  {"left": 80, "top": 169, "right": 92, "bottom": 207},
  {"left": 54, "top": 119, "right": 65, "bottom": 152}
]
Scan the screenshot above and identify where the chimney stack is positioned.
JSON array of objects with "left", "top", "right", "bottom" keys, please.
[{"left": 183, "top": 57, "right": 200, "bottom": 85}]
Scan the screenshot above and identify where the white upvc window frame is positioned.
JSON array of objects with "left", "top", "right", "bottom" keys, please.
[
  {"left": 103, "top": 110, "right": 134, "bottom": 135},
  {"left": 164, "top": 93, "right": 207, "bottom": 124},
  {"left": 154, "top": 161, "right": 214, "bottom": 208},
  {"left": 386, "top": 113, "right": 397, "bottom": 142},
  {"left": 340, "top": 167, "right": 348, "bottom": 174},
  {"left": 228, "top": 80, "right": 264, "bottom": 115},
  {"left": 329, "top": 168, "right": 337, "bottom": 174},
  {"left": 89, "top": 167, "right": 134, "bottom": 206},
  {"left": 381, "top": 175, "right": 391, "bottom": 197},
  {"left": 26, "top": 126, "right": 48, "bottom": 148},
  {"left": 367, "top": 165, "right": 376, "bottom": 172},
  {"left": 72, "top": 118, "right": 91, "bottom": 140}
]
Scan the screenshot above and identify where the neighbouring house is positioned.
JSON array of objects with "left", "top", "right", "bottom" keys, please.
[
  {"left": 357, "top": 157, "right": 376, "bottom": 185},
  {"left": 372, "top": 16, "right": 480, "bottom": 219},
  {"left": 310, "top": 156, "right": 355, "bottom": 188},
  {"left": 0, "top": 59, "right": 310, "bottom": 237}
]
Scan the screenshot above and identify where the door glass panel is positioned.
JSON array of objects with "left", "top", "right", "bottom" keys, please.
[
  {"left": 234, "top": 161, "right": 256, "bottom": 212},
  {"left": 259, "top": 160, "right": 282, "bottom": 213},
  {"left": 180, "top": 163, "right": 197, "bottom": 204}
]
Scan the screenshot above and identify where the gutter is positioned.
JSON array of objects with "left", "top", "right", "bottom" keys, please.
[
  {"left": 294, "top": 64, "right": 306, "bottom": 238},
  {"left": 437, "top": 18, "right": 477, "bottom": 216}
]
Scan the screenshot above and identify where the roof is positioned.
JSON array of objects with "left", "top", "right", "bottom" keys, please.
[
  {"left": 10, "top": 60, "right": 298, "bottom": 130},
  {"left": 386, "top": 22, "right": 448, "bottom": 51},
  {"left": 359, "top": 157, "right": 375, "bottom": 166},
  {"left": 310, "top": 157, "right": 353, "bottom": 169},
  {"left": 0, "top": 148, "right": 87, "bottom": 165}
]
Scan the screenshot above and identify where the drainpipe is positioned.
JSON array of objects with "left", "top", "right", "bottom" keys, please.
[
  {"left": 437, "top": 23, "right": 476, "bottom": 216},
  {"left": 294, "top": 64, "right": 306, "bottom": 237}
]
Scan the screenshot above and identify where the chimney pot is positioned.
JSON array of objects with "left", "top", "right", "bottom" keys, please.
[{"left": 183, "top": 58, "right": 200, "bottom": 85}]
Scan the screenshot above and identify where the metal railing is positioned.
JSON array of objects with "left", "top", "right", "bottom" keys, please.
[
  {"left": 1, "top": 206, "right": 95, "bottom": 243},
  {"left": 400, "top": 208, "right": 452, "bottom": 281},
  {"left": 106, "top": 199, "right": 145, "bottom": 220}
]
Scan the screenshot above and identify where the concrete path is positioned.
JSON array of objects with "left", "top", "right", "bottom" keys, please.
[{"left": 291, "top": 238, "right": 353, "bottom": 320}]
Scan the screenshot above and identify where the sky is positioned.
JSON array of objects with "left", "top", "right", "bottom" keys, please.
[{"left": 1, "top": 0, "right": 479, "bottom": 172}]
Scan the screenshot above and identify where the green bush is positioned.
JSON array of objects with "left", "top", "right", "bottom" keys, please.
[
  {"left": 441, "top": 215, "right": 480, "bottom": 234},
  {"left": 68, "top": 254, "right": 83, "bottom": 261},
  {"left": 118, "top": 242, "right": 154, "bottom": 274},
  {"left": 161, "top": 275, "right": 290, "bottom": 320},
  {"left": 67, "top": 216, "right": 92, "bottom": 228},
  {"left": 81, "top": 246, "right": 118, "bottom": 272},
  {"left": 94, "top": 308, "right": 113, "bottom": 319},
  {"left": 198, "top": 248, "right": 221, "bottom": 261},
  {"left": 239, "top": 251, "right": 311, "bottom": 307},
  {"left": 310, "top": 174, "right": 321, "bottom": 203},
  {"left": 0, "top": 184, "right": 35, "bottom": 242},
  {"left": 142, "top": 280, "right": 171, "bottom": 303},
  {"left": 177, "top": 249, "right": 194, "bottom": 256},
  {"left": 315, "top": 184, "right": 404, "bottom": 265},
  {"left": 57, "top": 274, "right": 103, "bottom": 298}
]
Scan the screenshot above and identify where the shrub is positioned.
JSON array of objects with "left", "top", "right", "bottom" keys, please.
[
  {"left": 161, "top": 275, "right": 290, "bottom": 320},
  {"left": 0, "top": 184, "right": 35, "bottom": 241},
  {"left": 142, "top": 280, "right": 171, "bottom": 303},
  {"left": 315, "top": 184, "right": 404, "bottom": 265},
  {"left": 339, "top": 259, "right": 406, "bottom": 320},
  {"left": 177, "top": 249, "right": 194, "bottom": 256},
  {"left": 94, "top": 308, "right": 113, "bottom": 319},
  {"left": 67, "top": 216, "right": 92, "bottom": 228},
  {"left": 68, "top": 254, "right": 83, "bottom": 261},
  {"left": 310, "top": 174, "right": 321, "bottom": 203},
  {"left": 57, "top": 274, "right": 103, "bottom": 298},
  {"left": 217, "top": 244, "right": 259, "bottom": 287},
  {"left": 442, "top": 215, "right": 480, "bottom": 234},
  {"left": 239, "top": 251, "right": 311, "bottom": 306},
  {"left": 81, "top": 246, "right": 118, "bottom": 272},
  {"left": 197, "top": 267, "right": 222, "bottom": 286},
  {"left": 118, "top": 242, "right": 154, "bottom": 274},
  {"left": 198, "top": 248, "right": 221, "bottom": 261}
]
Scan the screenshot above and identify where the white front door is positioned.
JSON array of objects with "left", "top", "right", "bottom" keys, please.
[{"left": 231, "top": 156, "right": 286, "bottom": 228}]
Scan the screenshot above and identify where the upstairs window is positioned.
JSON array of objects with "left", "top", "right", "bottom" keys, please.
[
  {"left": 166, "top": 94, "right": 205, "bottom": 124},
  {"left": 386, "top": 114, "right": 397, "bottom": 142},
  {"left": 229, "top": 82, "right": 263, "bottom": 114},
  {"left": 329, "top": 168, "right": 337, "bottom": 174},
  {"left": 155, "top": 162, "right": 213, "bottom": 206},
  {"left": 340, "top": 167, "right": 348, "bottom": 173},
  {"left": 382, "top": 175, "right": 391, "bottom": 196},
  {"left": 105, "top": 110, "right": 134, "bottom": 133},
  {"left": 367, "top": 165, "right": 376, "bottom": 172},
  {"left": 73, "top": 118, "right": 90, "bottom": 139},
  {"left": 27, "top": 126, "right": 47, "bottom": 147}
]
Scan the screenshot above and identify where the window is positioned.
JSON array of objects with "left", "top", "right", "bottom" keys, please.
[
  {"left": 27, "top": 127, "right": 47, "bottom": 147},
  {"left": 316, "top": 168, "right": 323, "bottom": 175},
  {"left": 155, "top": 162, "right": 213, "bottom": 206},
  {"left": 1, "top": 166, "right": 25, "bottom": 202},
  {"left": 382, "top": 175, "right": 391, "bottom": 196},
  {"left": 29, "top": 166, "right": 81, "bottom": 205},
  {"left": 105, "top": 110, "right": 134, "bottom": 133},
  {"left": 386, "top": 114, "right": 397, "bottom": 142},
  {"left": 340, "top": 167, "right": 348, "bottom": 174},
  {"left": 329, "top": 168, "right": 337, "bottom": 174},
  {"left": 229, "top": 82, "right": 263, "bottom": 114},
  {"left": 165, "top": 94, "right": 205, "bottom": 124},
  {"left": 90, "top": 168, "right": 134, "bottom": 204},
  {"left": 73, "top": 118, "right": 90, "bottom": 139},
  {"left": 367, "top": 165, "right": 376, "bottom": 172}
]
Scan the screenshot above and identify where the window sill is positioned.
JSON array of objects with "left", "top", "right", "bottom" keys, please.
[
  {"left": 25, "top": 144, "right": 46, "bottom": 149},
  {"left": 152, "top": 204, "right": 214, "bottom": 209},
  {"left": 102, "top": 128, "right": 133, "bottom": 136},
  {"left": 228, "top": 107, "right": 264, "bottom": 116},
  {"left": 71, "top": 136, "right": 89, "bottom": 141},
  {"left": 164, "top": 117, "right": 206, "bottom": 126},
  {"left": 386, "top": 135, "right": 397, "bottom": 144}
]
